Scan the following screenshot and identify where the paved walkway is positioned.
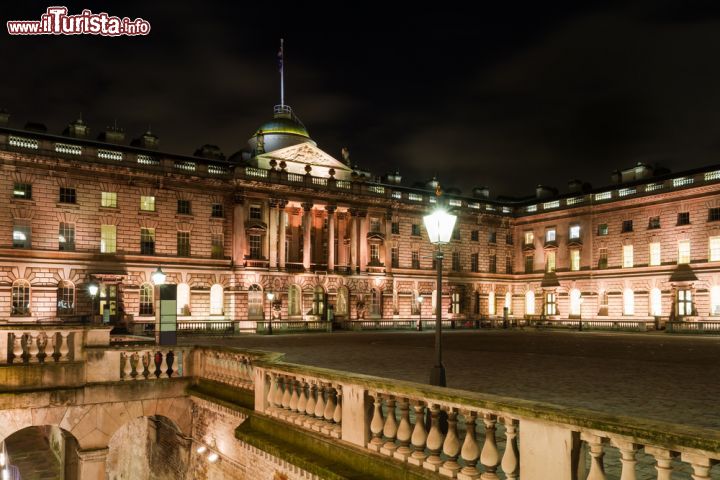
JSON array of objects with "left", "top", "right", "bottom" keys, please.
[{"left": 183, "top": 330, "right": 720, "bottom": 431}]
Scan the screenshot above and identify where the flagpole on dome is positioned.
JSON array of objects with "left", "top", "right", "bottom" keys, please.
[{"left": 278, "top": 38, "right": 285, "bottom": 108}]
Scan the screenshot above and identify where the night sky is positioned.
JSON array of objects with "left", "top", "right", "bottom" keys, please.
[{"left": 3, "top": 1, "right": 720, "bottom": 198}]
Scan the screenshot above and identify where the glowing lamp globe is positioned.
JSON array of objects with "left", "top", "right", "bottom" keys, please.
[
  {"left": 151, "top": 267, "right": 166, "bottom": 285},
  {"left": 423, "top": 208, "right": 457, "bottom": 245},
  {"left": 88, "top": 283, "right": 99, "bottom": 297}
]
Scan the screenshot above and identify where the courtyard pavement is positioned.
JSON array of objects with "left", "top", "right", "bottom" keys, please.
[{"left": 182, "top": 330, "right": 720, "bottom": 431}]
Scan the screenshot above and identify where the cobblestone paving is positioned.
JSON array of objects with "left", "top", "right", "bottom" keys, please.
[{"left": 184, "top": 330, "right": 720, "bottom": 479}]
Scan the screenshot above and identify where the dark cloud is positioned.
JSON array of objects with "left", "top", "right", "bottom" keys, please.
[{"left": 2, "top": 2, "right": 720, "bottom": 197}]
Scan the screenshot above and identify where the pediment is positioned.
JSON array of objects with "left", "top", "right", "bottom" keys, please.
[{"left": 255, "top": 143, "right": 352, "bottom": 180}]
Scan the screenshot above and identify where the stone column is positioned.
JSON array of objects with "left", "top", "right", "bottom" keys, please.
[
  {"left": 302, "top": 202, "right": 313, "bottom": 272},
  {"left": 268, "top": 199, "right": 278, "bottom": 270},
  {"left": 385, "top": 211, "right": 393, "bottom": 274},
  {"left": 327, "top": 206, "right": 337, "bottom": 272},
  {"left": 359, "top": 211, "right": 368, "bottom": 273},
  {"left": 337, "top": 213, "right": 347, "bottom": 270},
  {"left": 278, "top": 200, "right": 288, "bottom": 270},
  {"left": 232, "top": 193, "right": 245, "bottom": 268},
  {"left": 350, "top": 209, "right": 358, "bottom": 273},
  {"left": 76, "top": 447, "right": 109, "bottom": 480}
]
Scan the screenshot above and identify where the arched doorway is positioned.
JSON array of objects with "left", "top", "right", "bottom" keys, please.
[
  {"left": 2, "top": 425, "right": 79, "bottom": 480},
  {"left": 288, "top": 285, "right": 302, "bottom": 317},
  {"left": 369, "top": 288, "right": 382, "bottom": 318},
  {"left": 247, "top": 284, "right": 263, "bottom": 319},
  {"left": 335, "top": 286, "right": 349, "bottom": 317}
]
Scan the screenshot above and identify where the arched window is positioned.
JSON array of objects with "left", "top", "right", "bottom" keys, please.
[
  {"left": 525, "top": 290, "right": 535, "bottom": 315},
  {"left": 12, "top": 280, "right": 30, "bottom": 316},
  {"left": 210, "top": 284, "right": 224, "bottom": 315},
  {"left": 711, "top": 286, "right": 720, "bottom": 316},
  {"left": 335, "top": 286, "right": 349, "bottom": 316},
  {"left": 139, "top": 283, "right": 154, "bottom": 316},
  {"left": 569, "top": 289, "right": 581, "bottom": 317},
  {"left": 650, "top": 287, "right": 662, "bottom": 316},
  {"left": 369, "top": 289, "right": 381, "bottom": 317},
  {"left": 488, "top": 291, "right": 496, "bottom": 316},
  {"left": 57, "top": 280, "right": 75, "bottom": 315},
  {"left": 313, "top": 286, "right": 326, "bottom": 316},
  {"left": 504, "top": 291, "right": 512, "bottom": 314},
  {"left": 248, "top": 284, "right": 263, "bottom": 318},
  {"left": 288, "top": 285, "right": 301, "bottom": 317},
  {"left": 623, "top": 288, "right": 634, "bottom": 316},
  {"left": 177, "top": 283, "right": 190, "bottom": 315}
]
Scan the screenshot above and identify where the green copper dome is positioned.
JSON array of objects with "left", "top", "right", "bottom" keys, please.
[{"left": 254, "top": 116, "right": 310, "bottom": 138}]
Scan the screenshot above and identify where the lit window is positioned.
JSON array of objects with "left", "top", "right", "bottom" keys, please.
[
  {"left": 58, "top": 222, "right": 75, "bottom": 251},
  {"left": 288, "top": 285, "right": 301, "bottom": 316},
  {"left": 100, "top": 225, "right": 116, "bottom": 253},
  {"left": 488, "top": 291, "right": 496, "bottom": 315},
  {"left": 649, "top": 243, "right": 661, "bottom": 266},
  {"left": 140, "top": 195, "right": 155, "bottom": 211},
  {"left": 569, "top": 225, "right": 581, "bottom": 240},
  {"left": 710, "top": 237, "right": 720, "bottom": 262},
  {"left": 177, "top": 283, "right": 190, "bottom": 315},
  {"left": 13, "top": 183, "right": 32, "bottom": 199},
  {"left": 139, "top": 284, "right": 153, "bottom": 315},
  {"left": 545, "top": 292, "right": 557, "bottom": 316},
  {"left": 524, "top": 231, "right": 534, "bottom": 245},
  {"left": 650, "top": 288, "right": 662, "bottom": 316},
  {"left": 336, "top": 286, "right": 348, "bottom": 316},
  {"left": 570, "top": 250, "right": 580, "bottom": 271},
  {"left": 101, "top": 191, "right": 117, "bottom": 208},
  {"left": 545, "top": 229, "right": 556, "bottom": 243},
  {"left": 623, "top": 245, "right": 633, "bottom": 268},
  {"left": 569, "top": 289, "right": 581, "bottom": 316},
  {"left": 13, "top": 223, "right": 31, "bottom": 249},
  {"left": 623, "top": 288, "right": 634, "bottom": 315},
  {"left": 504, "top": 291, "right": 512, "bottom": 314},
  {"left": 140, "top": 228, "right": 155, "bottom": 255},
  {"left": 247, "top": 284, "right": 263, "bottom": 318},
  {"left": 210, "top": 284, "right": 224, "bottom": 315},
  {"left": 546, "top": 251, "right": 556, "bottom": 272},
  {"left": 525, "top": 290, "right": 535, "bottom": 315},
  {"left": 451, "top": 291, "right": 461, "bottom": 314},
  {"left": 711, "top": 286, "right": 720, "bottom": 315},
  {"left": 678, "top": 289, "right": 693, "bottom": 316},
  {"left": 678, "top": 241, "right": 690, "bottom": 264},
  {"left": 57, "top": 281, "right": 75, "bottom": 315}
]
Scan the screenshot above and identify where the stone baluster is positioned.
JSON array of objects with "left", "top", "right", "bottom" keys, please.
[
  {"left": 459, "top": 411, "right": 480, "bottom": 479},
  {"left": 582, "top": 434, "right": 607, "bottom": 480},
  {"left": 645, "top": 447, "right": 674, "bottom": 480},
  {"left": 59, "top": 331, "right": 70, "bottom": 361},
  {"left": 440, "top": 408, "right": 461, "bottom": 476},
  {"left": 381, "top": 396, "right": 398, "bottom": 455},
  {"left": 424, "top": 404, "right": 444, "bottom": 471},
  {"left": 394, "top": 398, "right": 412, "bottom": 460},
  {"left": 681, "top": 453, "right": 714, "bottom": 480},
  {"left": 409, "top": 402, "right": 428, "bottom": 466},
  {"left": 313, "top": 383, "right": 326, "bottom": 427},
  {"left": 273, "top": 375, "right": 285, "bottom": 408},
  {"left": 501, "top": 418, "right": 519, "bottom": 480},
  {"left": 611, "top": 439, "right": 638, "bottom": 480},
  {"left": 12, "top": 333, "right": 24, "bottom": 363},
  {"left": 369, "top": 393, "right": 385, "bottom": 450},
  {"left": 28, "top": 332, "right": 40, "bottom": 363},
  {"left": 141, "top": 352, "right": 151, "bottom": 379},
  {"left": 332, "top": 387, "right": 342, "bottom": 437},
  {"left": 324, "top": 386, "right": 336, "bottom": 424},
  {"left": 289, "top": 380, "right": 300, "bottom": 412},
  {"left": 297, "top": 381, "right": 308, "bottom": 420},
  {"left": 159, "top": 351, "right": 169, "bottom": 378},
  {"left": 480, "top": 414, "right": 500, "bottom": 479},
  {"left": 45, "top": 332, "right": 56, "bottom": 362},
  {"left": 266, "top": 374, "right": 277, "bottom": 408},
  {"left": 305, "top": 383, "right": 317, "bottom": 422},
  {"left": 131, "top": 353, "right": 140, "bottom": 380},
  {"left": 281, "top": 377, "right": 292, "bottom": 409},
  {"left": 122, "top": 353, "right": 132, "bottom": 379}
]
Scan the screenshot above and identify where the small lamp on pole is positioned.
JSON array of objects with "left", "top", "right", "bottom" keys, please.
[
  {"left": 423, "top": 204, "right": 457, "bottom": 387},
  {"left": 416, "top": 295, "right": 424, "bottom": 331},
  {"left": 266, "top": 291, "right": 275, "bottom": 335},
  {"left": 88, "top": 282, "right": 99, "bottom": 324}
]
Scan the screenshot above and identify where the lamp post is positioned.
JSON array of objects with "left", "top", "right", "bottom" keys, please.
[
  {"left": 151, "top": 266, "right": 166, "bottom": 285},
  {"left": 88, "top": 282, "right": 99, "bottom": 324},
  {"left": 423, "top": 206, "right": 457, "bottom": 387},
  {"left": 266, "top": 291, "right": 274, "bottom": 335},
  {"left": 416, "top": 295, "right": 424, "bottom": 331}
]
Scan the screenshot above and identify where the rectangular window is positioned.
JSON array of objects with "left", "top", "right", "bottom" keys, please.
[
  {"left": 524, "top": 255, "right": 534, "bottom": 273},
  {"left": 100, "top": 225, "right": 116, "bottom": 253},
  {"left": 140, "top": 228, "right": 155, "bottom": 255},
  {"left": 506, "top": 255, "right": 513, "bottom": 273},
  {"left": 545, "top": 293, "right": 557, "bottom": 316},
  {"left": 391, "top": 222, "right": 400, "bottom": 235},
  {"left": 650, "top": 242, "right": 661, "bottom": 266},
  {"left": 211, "top": 203, "right": 224, "bottom": 218},
  {"left": 488, "top": 230, "right": 497, "bottom": 243},
  {"left": 506, "top": 234, "right": 513, "bottom": 245},
  {"left": 710, "top": 237, "right": 720, "bottom": 262},
  {"left": 648, "top": 216, "right": 660, "bottom": 229},
  {"left": 411, "top": 250, "right": 420, "bottom": 269},
  {"left": 59, "top": 187, "right": 76, "bottom": 204},
  {"left": 249, "top": 204, "right": 262, "bottom": 220},
  {"left": 411, "top": 224, "right": 421, "bottom": 236},
  {"left": 452, "top": 251, "right": 461, "bottom": 271},
  {"left": 101, "top": 191, "right": 117, "bottom": 208},
  {"left": 471, "top": 253, "right": 479, "bottom": 272},
  {"left": 678, "top": 240, "right": 690, "bottom": 264},
  {"left": 597, "top": 224, "right": 609, "bottom": 236},
  {"left": 452, "top": 228, "right": 461, "bottom": 241},
  {"left": 569, "top": 225, "right": 581, "bottom": 240},
  {"left": 524, "top": 231, "right": 534, "bottom": 246},
  {"left": 677, "top": 212, "right": 690, "bottom": 226},
  {"left": 211, "top": 234, "right": 224, "bottom": 259},
  {"left": 546, "top": 251, "right": 556, "bottom": 272},
  {"left": 621, "top": 220, "right": 633, "bottom": 233},
  {"left": 488, "top": 254, "right": 497, "bottom": 273},
  {"left": 177, "top": 199, "right": 192, "bottom": 215},
  {"left": 177, "top": 231, "right": 191, "bottom": 257},
  {"left": 13, "top": 223, "right": 31, "bottom": 249},
  {"left": 370, "top": 218, "right": 381, "bottom": 233},
  {"left": 391, "top": 246, "right": 399, "bottom": 268},
  {"left": 570, "top": 250, "right": 580, "bottom": 271},
  {"left": 545, "top": 229, "right": 556, "bottom": 244},
  {"left": 623, "top": 245, "right": 634, "bottom": 268},
  {"left": 140, "top": 195, "right": 155, "bottom": 212},
  {"left": 370, "top": 244, "right": 380, "bottom": 263},
  {"left": 249, "top": 234, "right": 262, "bottom": 259},
  {"left": 708, "top": 208, "right": 720, "bottom": 222},
  {"left": 58, "top": 223, "right": 75, "bottom": 251},
  {"left": 13, "top": 183, "right": 32, "bottom": 200},
  {"left": 598, "top": 248, "right": 608, "bottom": 269},
  {"left": 678, "top": 289, "right": 693, "bottom": 316},
  {"left": 471, "top": 230, "right": 479, "bottom": 242}
]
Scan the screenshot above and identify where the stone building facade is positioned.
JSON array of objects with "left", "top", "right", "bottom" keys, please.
[{"left": 1, "top": 105, "right": 720, "bottom": 331}]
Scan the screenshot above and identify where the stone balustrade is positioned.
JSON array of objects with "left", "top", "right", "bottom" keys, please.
[
  {"left": 193, "top": 346, "right": 269, "bottom": 391},
  {"left": 0, "top": 325, "right": 92, "bottom": 365},
  {"left": 118, "top": 348, "right": 189, "bottom": 380}
]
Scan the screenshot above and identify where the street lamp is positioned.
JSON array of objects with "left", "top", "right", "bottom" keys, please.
[
  {"left": 151, "top": 266, "right": 166, "bottom": 285},
  {"left": 88, "top": 282, "right": 99, "bottom": 324},
  {"left": 416, "top": 295, "right": 424, "bottom": 331},
  {"left": 423, "top": 206, "right": 457, "bottom": 387},
  {"left": 266, "top": 291, "right": 274, "bottom": 335}
]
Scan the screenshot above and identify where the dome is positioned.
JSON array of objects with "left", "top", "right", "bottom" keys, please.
[
  {"left": 254, "top": 116, "right": 310, "bottom": 138},
  {"left": 247, "top": 105, "right": 316, "bottom": 155}
]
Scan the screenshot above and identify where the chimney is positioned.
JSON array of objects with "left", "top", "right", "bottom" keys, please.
[
  {"left": 98, "top": 121, "right": 125, "bottom": 144},
  {"left": 568, "top": 179, "right": 583, "bottom": 193},
  {"left": 473, "top": 186, "right": 490, "bottom": 198},
  {"left": 194, "top": 144, "right": 225, "bottom": 161},
  {"left": 132, "top": 129, "right": 159, "bottom": 149},
  {"left": 63, "top": 115, "right": 89, "bottom": 138},
  {"left": 536, "top": 184, "right": 557, "bottom": 199}
]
